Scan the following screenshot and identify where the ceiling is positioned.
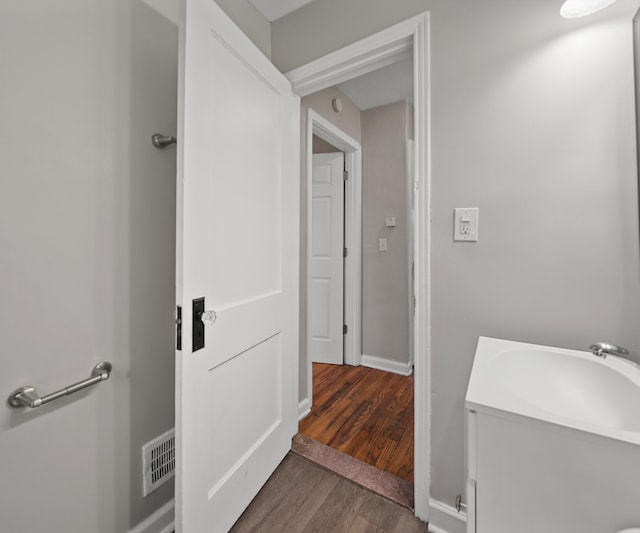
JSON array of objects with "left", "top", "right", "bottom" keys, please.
[
  {"left": 337, "top": 55, "right": 414, "bottom": 111},
  {"left": 249, "top": 0, "right": 317, "bottom": 21}
]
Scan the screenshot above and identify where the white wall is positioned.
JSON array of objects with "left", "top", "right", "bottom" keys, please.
[
  {"left": 0, "top": 1, "right": 270, "bottom": 531},
  {"left": 273, "top": 0, "right": 640, "bottom": 508}
]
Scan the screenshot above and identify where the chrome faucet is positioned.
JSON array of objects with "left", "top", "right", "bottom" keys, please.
[{"left": 589, "top": 342, "right": 629, "bottom": 359}]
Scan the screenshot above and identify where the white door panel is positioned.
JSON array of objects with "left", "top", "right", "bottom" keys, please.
[
  {"left": 312, "top": 196, "right": 333, "bottom": 256},
  {"left": 310, "top": 153, "right": 344, "bottom": 365},
  {"left": 176, "top": 1, "right": 299, "bottom": 531}
]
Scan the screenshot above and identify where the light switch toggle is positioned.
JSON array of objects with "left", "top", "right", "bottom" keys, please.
[{"left": 454, "top": 208, "right": 479, "bottom": 242}]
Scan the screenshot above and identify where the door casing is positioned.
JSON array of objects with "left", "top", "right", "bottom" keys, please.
[
  {"left": 286, "top": 12, "right": 432, "bottom": 521},
  {"left": 307, "top": 110, "right": 361, "bottom": 375}
]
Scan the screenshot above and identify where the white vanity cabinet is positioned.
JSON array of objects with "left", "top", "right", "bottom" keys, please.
[
  {"left": 465, "top": 337, "right": 640, "bottom": 533},
  {"left": 466, "top": 408, "right": 640, "bottom": 533}
]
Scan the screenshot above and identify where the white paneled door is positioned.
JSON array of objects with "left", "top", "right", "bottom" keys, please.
[
  {"left": 310, "top": 152, "right": 344, "bottom": 365},
  {"left": 175, "top": 1, "right": 299, "bottom": 532}
]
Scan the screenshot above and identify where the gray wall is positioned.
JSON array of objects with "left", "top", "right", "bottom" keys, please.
[
  {"left": 303, "top": 86, "right": 363, "bottom": 142},
  {"left": 0, "top": 1, "right": 270, "bottom": 531},
  {"left": 313, "top": 134, "right": 340, "bottom": 153},
  {"left": 216, "top": 0, "right": 272, "bottom": 58},
  {"left": 274, "top": 0, "right": 640, "bottom": 507},
  {"left": 361, "top": 101, "right": 412, "bottom": 365}
]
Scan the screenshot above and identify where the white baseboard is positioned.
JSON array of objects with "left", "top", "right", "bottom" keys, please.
[
  {"left": 129, "top": 499, "right": 175, "bottom": 533},
  {"left": 428, "top": 498, "right": 466, "bottom": 533},
  {"left": 298, "top": 398, "right": 311, "bottom": 420},
  {"left": 361, "top": 354, "right": 413, "bottom": 376}
]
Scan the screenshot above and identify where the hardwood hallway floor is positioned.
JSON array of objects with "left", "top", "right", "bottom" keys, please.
[{"left": 299, "top": 363, "right": 414, "bottom": 483}]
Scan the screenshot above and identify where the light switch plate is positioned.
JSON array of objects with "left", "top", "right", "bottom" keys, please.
[{"left": 454, "top": 208, "right": 479, "bottom": 242}]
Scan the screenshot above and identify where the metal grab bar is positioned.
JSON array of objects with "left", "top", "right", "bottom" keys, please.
[{"left": 8, "top": 362, "right": 112, "bottom": 409}]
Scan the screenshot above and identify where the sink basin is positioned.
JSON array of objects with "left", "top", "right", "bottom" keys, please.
[
  {"left": 491, "top": 349, "right": 640, "bottom": 431},
  {"left": 466, "top": 337, "right": 640, "bottom": 445}
]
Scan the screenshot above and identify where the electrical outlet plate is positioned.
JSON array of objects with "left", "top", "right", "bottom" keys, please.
[{"left": 454, "top": 208, "right": 479, "bottom": 242}]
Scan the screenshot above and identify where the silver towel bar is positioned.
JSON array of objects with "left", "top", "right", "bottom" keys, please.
[{"left": 8, "top": 362, "right": 112, "bottom": 409}]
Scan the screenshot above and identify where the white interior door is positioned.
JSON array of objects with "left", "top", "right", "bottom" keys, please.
[
  {"left": 310, "top": 152, "right": 344, "bottom": 365},
  {"left": 175, "top": 1, "right": 299, "bottom": 532}
]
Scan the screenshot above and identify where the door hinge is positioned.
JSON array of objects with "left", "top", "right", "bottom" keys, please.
[
  {"left": 343, "top": 247, "right": 348, "bottom": 258},
  {"left": 343, "top": 324, "right": 348, "bottom": 335},
  {"left": 343, "top": 170, "right": 349, "bottom": 181},
  {"left": 176, "top": 306, "right": 182, "bottom": 351}
]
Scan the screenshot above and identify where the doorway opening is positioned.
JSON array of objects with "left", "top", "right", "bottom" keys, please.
[
  {"left": 300, "top": 83, "right": 416, "bottom": 493},
  {"left": 286, "top": 12, "right": 430, "bottom": 519}
]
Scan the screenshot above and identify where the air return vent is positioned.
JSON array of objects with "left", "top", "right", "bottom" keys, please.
[{"left": 142, "top": 428, "right": 175, "bottom": 496}]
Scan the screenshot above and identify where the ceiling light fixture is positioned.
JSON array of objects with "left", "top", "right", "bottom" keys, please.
[{"left": 560, "top": 0, "right": 617, "bottom": 18}]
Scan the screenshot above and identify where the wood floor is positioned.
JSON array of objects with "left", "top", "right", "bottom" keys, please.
[
  {"left": 230, "top": 454, "right": 426, "bottom": 532},
  {"left": 299, "top": 363, "right": 414, "bottom": 483}
]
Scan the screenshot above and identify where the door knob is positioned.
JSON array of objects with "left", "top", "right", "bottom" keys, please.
[{"left": 201, "top": 309, "right": 217, "bottom": 326}]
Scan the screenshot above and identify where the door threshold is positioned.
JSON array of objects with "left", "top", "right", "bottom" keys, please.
[{"left": 291, "top": 434, "right": 414, "bottom": 510}]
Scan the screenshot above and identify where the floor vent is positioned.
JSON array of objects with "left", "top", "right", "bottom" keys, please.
[{"left": 142, "top": 428, "right": 175, "bottom": 496}]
